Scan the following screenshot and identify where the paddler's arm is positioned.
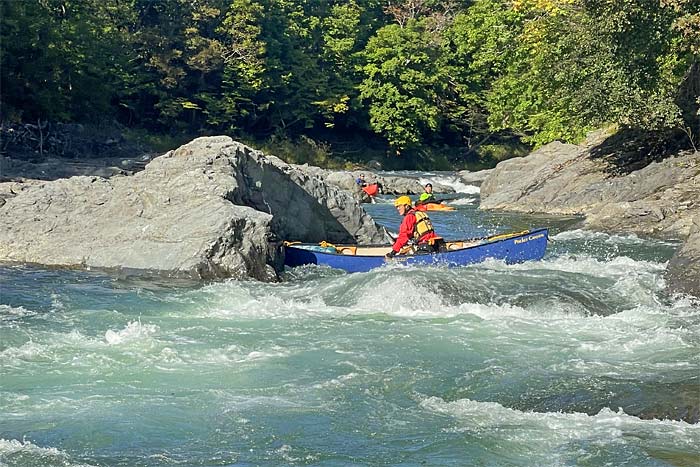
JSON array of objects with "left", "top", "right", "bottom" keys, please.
[{"left": 385, "top": 214, "right": 416, "bottom": 259}]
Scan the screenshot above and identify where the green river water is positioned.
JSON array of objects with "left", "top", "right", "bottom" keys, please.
[{"left": 1, "top": 174, "right": 698, "bottom": 466}]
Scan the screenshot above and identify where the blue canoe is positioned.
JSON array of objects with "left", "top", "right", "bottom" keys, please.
[{"left": 284, "top": 228, "right": 549, "bottom": 273}]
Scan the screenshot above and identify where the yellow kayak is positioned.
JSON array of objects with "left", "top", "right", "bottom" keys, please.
[{"left": 415, "top": 203, "right": 455, "bottom": 212}]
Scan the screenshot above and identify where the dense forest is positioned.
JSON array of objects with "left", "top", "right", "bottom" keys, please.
[{"left": 1, "top": 0, "right": 698, "bottom": 168}]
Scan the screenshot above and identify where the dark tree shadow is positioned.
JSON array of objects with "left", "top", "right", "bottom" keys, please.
[
  {"left": 590, "top": 62, "right": 699, "bottom": 177},
  {"left": 588, "top": 127, "right": 692, "bottom": 177}
]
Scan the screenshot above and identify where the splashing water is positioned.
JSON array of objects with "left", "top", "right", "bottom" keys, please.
[{"left": 1, "top": 192, "right": 698, "bottom": 467}]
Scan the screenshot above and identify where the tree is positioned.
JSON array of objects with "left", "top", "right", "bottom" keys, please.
[
  {"left": 1, "top": 0, "right": 136, "bottom": 122},
  {"left": 455, "top": 0, "right": 699, "bottom": 146},
  {"left": 358, "top": 21, "right": 445, "bottom": 149}
]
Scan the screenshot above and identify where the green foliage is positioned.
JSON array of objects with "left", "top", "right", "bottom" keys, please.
[
  {"left": 257, "top": 133, "right": 345, "bottom": 168},
  {"left": 359, "top": 22, "right": 444, "bottom": 149},
  {"left": 315, "top": 2, "right": 363, "bottom": 128},
  {"left": 1, "top": 0, "right": 697, "bottom": 166},
  {"left": 455, "top": 0, "right": 696, "bottom": 146},
  {"left": 205, "top": 0, "right": 266, "bottom": 130},
  {"left": 1, "top": 0, "right": 136, "bottom": 122},
  {"left": 121, "top": 127, "right": 193, "bottom": 154}
]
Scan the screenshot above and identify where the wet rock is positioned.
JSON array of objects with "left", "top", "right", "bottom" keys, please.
[
  {"left": 632, "top": 382, "right": 700, "bottom": 424},
  {"left": 667, "top": 223, "right": 700, "bottom": 298},
  {"left": 481, "top": 144, "right": 699, "bottom": 239}
]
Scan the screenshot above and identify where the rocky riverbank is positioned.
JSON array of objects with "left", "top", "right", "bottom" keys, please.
[
  {"left": 2, "top": 131, "right": 698, "bottom": 297},
  {"left": 0, "top": 134, "right": 458, "bottom": 282},
  {"left": 476, "top": 132, "right": 699, "bottom": 297}
]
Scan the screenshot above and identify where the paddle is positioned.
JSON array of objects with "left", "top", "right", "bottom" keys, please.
[{"left": 384, "top": 227, "right": 397, "bottom": 243}]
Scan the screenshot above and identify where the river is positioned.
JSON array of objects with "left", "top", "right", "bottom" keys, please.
[{"left": 1, "top": 173, "right": 698, "bottom": 466}]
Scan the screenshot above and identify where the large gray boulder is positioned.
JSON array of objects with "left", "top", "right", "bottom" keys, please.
[
  {"left": 0, "top": 137, "right": 389, "bottom": 281},
  {"left": 480, "top": 141, "right": 608, "bottom": 215}
]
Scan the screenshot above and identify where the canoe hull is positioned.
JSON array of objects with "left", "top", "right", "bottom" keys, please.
[{"left": 284, "top": 228, "right": 548, "bottom": 273}]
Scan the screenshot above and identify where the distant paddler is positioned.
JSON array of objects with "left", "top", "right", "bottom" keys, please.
[
  {"left": 356, "top": 173, "right": 382, "bottom": 204},
  {"left": 385, "top": 196, "right": 445, "bottom": 260},
  {"left": 416, "top": 182, "right": 446, "bottom": 206},
  {"left": 414, "top": 182, "right": 455, "bottom": 211}
]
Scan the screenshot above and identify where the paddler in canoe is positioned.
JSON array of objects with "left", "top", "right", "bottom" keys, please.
[
  {"left": 385, "top": 196, "right": 446, "bottom": 260},
  {"left": 414, "top": 183, "right": 455, "bottom": 211}
]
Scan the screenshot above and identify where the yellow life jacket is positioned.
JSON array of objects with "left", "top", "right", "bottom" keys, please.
[{"left": 412, "top": 210, "right": 435, "bottom": 240}]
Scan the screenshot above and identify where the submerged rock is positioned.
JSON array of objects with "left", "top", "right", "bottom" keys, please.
[{"left": 0, "top": 136, "right": 389, "bottom": 281}]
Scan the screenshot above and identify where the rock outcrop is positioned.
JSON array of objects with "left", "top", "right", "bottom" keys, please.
[
  {"left": 479, "top": 139, "right": 699, "bottom": 296},
  {"left": 481, "top": 143, "right": 699, "bottom": 239},
  {"left": 0, "top": 153, "right": 153, "bottom": 181},
  {"left": 458, "top": 168, "right": 494, "bottom": 185},
  {"left": 0, "top": 137, "right": 389, "bottom": 281}
]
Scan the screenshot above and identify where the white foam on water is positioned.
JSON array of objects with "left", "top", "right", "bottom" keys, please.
[
  {"left": 500, "top": 254, "right": 666, "bottom": 279},
  {"left": 492, "top": 302, "right": 700, "bottom": 379},
  {"left": 0, "top": 393, "right": 32, "bottom": 420},
  {"left": 552, "top": 229, "right": 679, "bottom": 247},
  {"left": 578, "top": 306, "right": 697, "bottom": 353},
  {"left": 669, "top": 295, "right": 700, "bottom": 313},
  {"left": 368, "top": 284, "right": 697, "bottom": 382},
  {"left": 104, "top": 320, "right": 158, "bottom": 345},
  {"left": 372, "top": 197, "right": 393, "bottom": 204},
  {"left": 181, "top": 256, "right": 671, "bottom": 325},
  {"left": 0, "top": 438, "right": 65, "bottom": 457},
  {"left": 184, "top": 281, "right": 335, "bottom": 320},
  {"left": 2, "top": 395, "right": 83, "bottom": 421},
  {"left": 481, "top": 254, "right": 668, "bottom": 307},
  {"left": 170, "top": 342, "right": 294, "bottom": 368},
  {"left": 154, "top": 347, "right": 183, "bottom": 365},
  {"left": 457, "top": 300, "right": 578, "bottom": 322},
  {"left": 155, "top": 255, "right": 683, "bottom": 362},
  {"left": 479, "top": 251, "right": 673, "bottom": 313},
  {"left": 421, "top": 396, "right": 700, "bottom": 457},
  {"left": 355, "top": 273, "right": 451, "bottom": 318},
  {"left": 418, "top": 174, "right": 481, "bottom": 194},
  {"left": 275, "top": 444, "right": 320, "bottom": 463},
  {"left": 185, "top": 271, "right": 469, "bottom": 321},
  {"left": 216, "top": 392, "right": 309, "bottom": 411},
  {"left": 0, "top": 304, "right": 36, "bottom": 320},
  {"left": 447, "top": 197, "right": 477, "bottom": 205},
  {"left": 0, "top": 340, "right": 47, "bottom": 362},
  {"left": 0, "top": 329, "right": 125, "bottom": 370},
  {"left": 50, "top": 293, "right": 66, "bottom": 312},
  {"left": 0, "top": 439, "right": 97, "bottom": 467},
  {"left": 312, "top": 372, "right": 360, "bottom": 389},
  {"left": 99, "top": 257, "right": 694, "bottom": 382},
  {"left": 226, "top": 346, "right": 291, "bottom": 364},
  {"left": 202, "top": 291, "right": 335, "bottom": 319},
  {"left": 610, "top": 270, "right": 667, "bottom": 306}
]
